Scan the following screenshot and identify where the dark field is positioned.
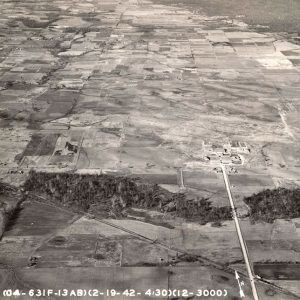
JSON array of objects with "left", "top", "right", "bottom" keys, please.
[
  {"left": 254, "top": 263, "right": 300, "bottom": 280},
  {"left": 153, "top": 0, "right": 300, "bottom": 33}
]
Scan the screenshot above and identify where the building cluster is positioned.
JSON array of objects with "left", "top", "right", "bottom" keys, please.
[
  {"left": 202, "top": 140, "right": 250, "bottom": 166},
  {"left": 53, "top": 136, "right": 79, "bottom": 157}
]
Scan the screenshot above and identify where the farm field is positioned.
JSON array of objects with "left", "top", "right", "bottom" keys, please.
[{"left": 0, "top": 0, "right": 300, "bottom": 298}]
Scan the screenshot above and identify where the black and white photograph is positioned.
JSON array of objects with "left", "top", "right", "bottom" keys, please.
[{"left": 0, "top": 0, "right": 300, "bottom": 299}]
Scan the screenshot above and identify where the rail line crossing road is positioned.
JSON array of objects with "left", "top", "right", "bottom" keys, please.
[{"left": 221, "top": 165, "right": 259, "bottom": 300}]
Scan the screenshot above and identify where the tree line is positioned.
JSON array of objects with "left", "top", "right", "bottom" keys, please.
[
  {"left": 244, "top": 188, "right": 300, "bottom": 223},
  {"left": 23, "top": 170, "right": 232, "bottom": 224}
]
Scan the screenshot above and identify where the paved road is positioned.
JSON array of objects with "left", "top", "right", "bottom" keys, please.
[{"left": 221, "top": 165, "right": 259, "bottom": 300}]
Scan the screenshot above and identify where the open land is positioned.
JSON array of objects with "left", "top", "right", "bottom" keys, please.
[{"left": 0, "top": 0, "right": 300, "bottom": 299}]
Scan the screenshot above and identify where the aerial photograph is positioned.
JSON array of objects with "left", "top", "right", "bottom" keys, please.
[{"left": 0, "top": 0, "right": 300, "bottom": 299}]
